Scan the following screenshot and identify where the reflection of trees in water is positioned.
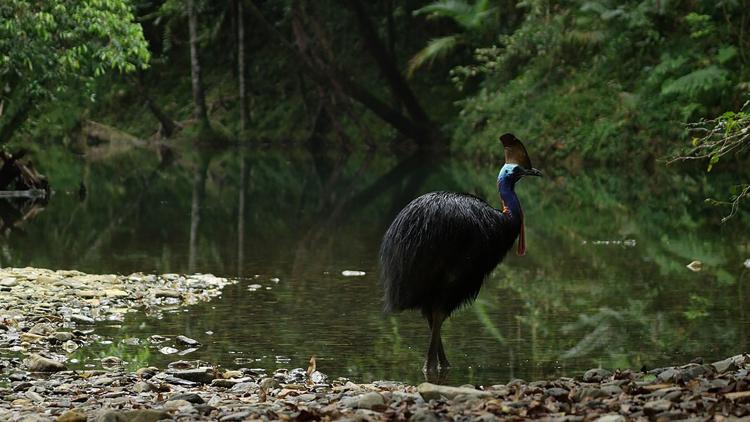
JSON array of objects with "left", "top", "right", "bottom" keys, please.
[
  {"left": 188, "top": 153, "right": 211, "bottom": 273},
  {"left": 289, "top": 150, "right": 441, "bottom": 277}
]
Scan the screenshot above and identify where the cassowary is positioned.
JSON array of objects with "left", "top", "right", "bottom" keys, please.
[{"left": 379, "top": 133, "right": 541, "bottom": 377}]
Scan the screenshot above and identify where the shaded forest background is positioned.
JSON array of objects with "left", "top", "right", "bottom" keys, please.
[
  {"left": 1, "top": 0, "right": 749, "bottom": 197},
  {"left": 1, "top": 1, "right": 746, "bottom": 149}
]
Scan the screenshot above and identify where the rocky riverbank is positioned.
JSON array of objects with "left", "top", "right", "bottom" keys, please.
[
  {"left": 0, "top": 267, "right": 234, "bottom": 360},
  {"left": 2, "top": 267, "right": 750, "bottom": 421},
  {"left": 2, "top": 353, "right": 750, "bottom": 421}
]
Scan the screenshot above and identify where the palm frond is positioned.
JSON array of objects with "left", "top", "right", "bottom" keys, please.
[
  {"left": 407, "top": 35, "right": 461, "bottom": 78},
  {"left": 413, "top": 0, "right": 494, "bottom": 30}
]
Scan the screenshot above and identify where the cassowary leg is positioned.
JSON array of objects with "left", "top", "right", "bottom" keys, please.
[
  {"left": 433, "top": 311, "right": 450, "bottom": 369},
  {"left": 423, "top": 310, "right": 448, "bottom": 377}
]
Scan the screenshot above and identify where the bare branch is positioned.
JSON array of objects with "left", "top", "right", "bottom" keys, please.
[{"left": 670, "top": 100, "right": 750, "bottom": 222}]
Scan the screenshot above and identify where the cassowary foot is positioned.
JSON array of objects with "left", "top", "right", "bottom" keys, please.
[{"left": 422, "top": 360, "right": 450, "bottom": 383}]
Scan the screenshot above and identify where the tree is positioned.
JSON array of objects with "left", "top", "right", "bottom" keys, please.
[
  {"left": 187, "top": 0, "right": 210, "bottom": 130},
  {"left": 237, "top": 0, "right": 248, "bottom": 135},
  {"left": 0, "top": 0, "right": 150, "bottom": 142}
]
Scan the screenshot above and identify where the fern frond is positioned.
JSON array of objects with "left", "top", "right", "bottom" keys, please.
[
  {"left": 407, "top": 35, "right": 461, "bottom": 78},
  {"left": 661, "top": 66, "right": 729, "bottom": 97},
  {"left": 413, "top": 0, "right": 494, "bottom": 30}
]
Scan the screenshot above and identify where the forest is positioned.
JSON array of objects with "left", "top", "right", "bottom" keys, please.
[
  {"left": 1, "top": 0, "right": 750, "bottom": 401},
  {"left": 1, "top": 1, "right": 748, "bottom": 168}
]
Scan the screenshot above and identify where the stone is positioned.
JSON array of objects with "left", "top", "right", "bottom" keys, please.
[
  {"left": 132, "top": 381, "right": 155, "bottom": 393},
  {"left": 644, "top": 399, "right": 672, "bottom": 415},
  {"left": 27, "top": 355, "right": 66, "bottom": 372},
  {"left": 169, "top": 393, "right": 205, "bottom": 404},
  {"left": 595, "top": 415, "right": 626, "bottom": 422},
  {"left": 259, "top": 377, "right": 280, "bottom": 391},
  {"left": 357, "top": 392, "right": 386, "bottom": 410},
  {"left": 135, "top": 367, "right": 159, "bottom": 379},
  {"left": 28, "top": 323, "right": 55, "bottom": 335},
  {"left": 220, "top": 411, "right": 252, "bottom": 422},
  {"left": 600, "top": 385, "right": 623, "bottom": 395},
  {"left": 104, "top": 289, "right": 129, "bottom": 298},
  {"left": 95, "top": 409, "right": 172, "bottom": 422},
  {"left": 571, "top": 387, "right": 608, "bottom": 401},
  {"left": 296, "top": 393, "right": 316, "bottom": 402},
  {"left": 154, "top": 289, "right": 182, "bottom": 299},
  {"left": 409, "top": 408, "right": 441, "bottom": 422},
  {"left": 57, "top": 410, "right": 87, "bottom": 422},
  {"left": 711, "top": 357, "right": 738, "bottom": 374},
  {"left": 76, "top": 291, "right": 99, "bottom": 299},
  {"left": 545, "top": 387, "right": 570, "bottom": 400},
  {"left": 164, "top": 399, "right": 192, "bottom": 410},
  {"left": 52, "top": 332, "right": 74, "bottom": 342},
  {"left": 0, "top": 278, "right": 17, "bottom": 287},
  {"left": 658, "top": 368, "right": 680, "bottom": 382},
  {"left": 417, "top": 383, "right": 491, "bottom": 401},
  {"left": 176, "top": 335, "right": 199, "bottom": 346},
  {"left": 168, "top": 367, "right": 216, "bottom": 384},
  {"left": 583, "top": 368, "right": 612, "bottom": 383},
  {"left": 70, "top": 315, "right": 95, "bottom": 325},
  {"left": 25, "top": 390, "right": 43, "bottom": 402}
]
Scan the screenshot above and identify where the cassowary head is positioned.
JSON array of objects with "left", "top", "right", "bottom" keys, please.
[{"left": 498, "top": 133, "right": 543, "bottom": 185}]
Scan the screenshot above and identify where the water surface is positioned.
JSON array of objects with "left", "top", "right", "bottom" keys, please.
[{"left": 2, "top": 144, "right": 749, "bottom": 385}]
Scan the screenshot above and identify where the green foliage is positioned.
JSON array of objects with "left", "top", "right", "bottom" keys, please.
[
  {"left": 413, "top": 0, "right": 494, "bottom": 30},
  {"left": 408, "top": 0, "right": 497, "bottom": 77},
  {"left": 451, "top": 0, "right": 749, "bottom": 162},
  {"left": 0, "top": 0, "right": 149, "bottom": 140},
  {"left": 408, "top": 35, "right": 461, "bottom": 77},
  {"left": 661, "top": 66, "right": 730, "bottom": 98}
]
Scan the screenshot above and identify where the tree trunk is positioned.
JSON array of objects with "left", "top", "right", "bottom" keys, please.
[
  {"left": 341, "top": 0, "right": 432, "bottom": 127},
  {"left": 243, "top": 0, "right": 443, "bottom": 146},
  {"left": 238, "top": 0, "right": 248, "bottom": 133},
  {"left": 134, "top": 76, "right": 178, "bottom": 138},
  {"left": 187, "top": 0, "right": 210, "bottom": 128},
  {"left": 146, "top": 98, "right": 178, "bottom": 138}
]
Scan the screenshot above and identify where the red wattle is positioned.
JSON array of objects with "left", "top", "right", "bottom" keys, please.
[{"left": 517, "top": 213, "right": 526, "bottom": 256}]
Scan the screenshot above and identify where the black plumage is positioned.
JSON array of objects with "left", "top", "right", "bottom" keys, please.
[
  {"left": 380, "top": 192, "right": 518, "bottom": 315},
  {"left": 378, "top": 133, "right": 540, "bottom": 377}
]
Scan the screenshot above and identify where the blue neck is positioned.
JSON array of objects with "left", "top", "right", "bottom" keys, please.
[{"left": 497, "top": 165, "right": 522, "bottom": 222}]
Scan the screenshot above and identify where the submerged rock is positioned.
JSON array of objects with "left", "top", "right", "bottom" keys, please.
[{"left": 26, "top": 354, "right": 66, "bottom": 372}]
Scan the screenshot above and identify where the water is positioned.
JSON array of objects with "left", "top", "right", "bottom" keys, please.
[{"left": 2, "top": 143, "right": 749, "bottom": 385}]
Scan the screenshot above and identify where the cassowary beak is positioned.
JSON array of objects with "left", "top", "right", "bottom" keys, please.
[{"left": 525, "top": 168, "right": 543, "bottom": 177}]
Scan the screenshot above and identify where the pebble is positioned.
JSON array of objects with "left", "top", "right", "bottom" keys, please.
[
  {"left": 417, "top": 382, "right": 491, "bottom": 400},
  {"left": 168, "top": 393, "right": 205, "bottom": 404},
  {"left": 154, "top": 289, "right": 182, "bottom": 298},
  {"left": 167, "top": 367, "right": 216, "bottom": 384},
  {"left": 132, "top": 381, "right": 155, "bottom": 393},
  {"left": 70, "top": 315, "right": 95, "bottom": 325},
  {"left": 57, "top": 410, "right": 87, "bottom": 422},
  {"left": 583, "top": 368, "right": 613, "bottom": 382},
  {"left": 26, "top": 355, "right": 66, "bottom": 372},
  {"left": 95, "top": 409, "right": 172, "bottom": 422},
  {"left": 176, "top": 335, "right": 200, "bottom": 346}
]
